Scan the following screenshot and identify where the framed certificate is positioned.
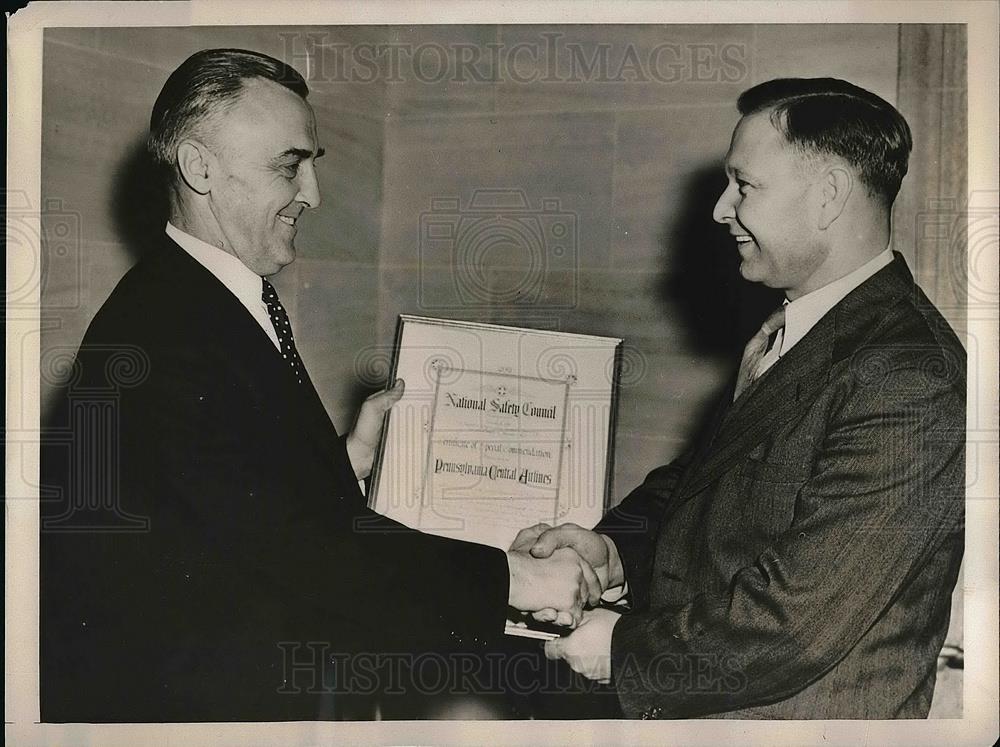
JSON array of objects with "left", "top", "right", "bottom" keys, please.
[{"left": 368, "top": 316, "right": 622, "bottom": 638}]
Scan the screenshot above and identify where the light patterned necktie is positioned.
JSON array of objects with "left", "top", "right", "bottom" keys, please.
[
  {"left": 733, "top": 306, "right": 786, "bottom": 401},
  {"left": 261, "top": 278, "right": 304, "bottom": 385}
]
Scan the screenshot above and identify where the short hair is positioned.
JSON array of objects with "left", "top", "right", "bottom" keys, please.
[
  {"left": 737, "top": 78, "right": 912, "bottom": 206},
  {"left": 148, "top": 48, "right": 309, "bottom": 177}
]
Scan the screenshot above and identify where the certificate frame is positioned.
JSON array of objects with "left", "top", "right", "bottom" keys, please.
[{"left": 368, "top": 316, "right": 623, "bottom": 635}]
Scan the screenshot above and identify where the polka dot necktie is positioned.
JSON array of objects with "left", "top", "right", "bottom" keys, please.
[{"left": 261, "top": 278, "right": 304, "bottom": 384}]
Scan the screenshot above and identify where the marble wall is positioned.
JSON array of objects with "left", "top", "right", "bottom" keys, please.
[
  {"left": 372, "top": 24, "right": 899, "bottom": 493},
  {"left": 41, "top": 25, "right": 901, "bottom": 464}
]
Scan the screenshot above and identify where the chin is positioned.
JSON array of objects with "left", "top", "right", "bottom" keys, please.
[
  {"left": 738, "top": 260, "right": 761, "bottom": 282},
  {"left": 272, "top": 243, "right": 297, "bottom": 267},
  {"left": 741, "top": 266, "right": 779, "bottom": 290}
]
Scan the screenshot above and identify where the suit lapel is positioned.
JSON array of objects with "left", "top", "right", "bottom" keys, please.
[
  {"left": 679, "top": 317, "right": 834, "bottom": 498},
  {"left": 676, "top": 252, "right": 914, "bottom": 500},
  {"left": 155, "top": 238, "right": 344, "bottom": 458}
]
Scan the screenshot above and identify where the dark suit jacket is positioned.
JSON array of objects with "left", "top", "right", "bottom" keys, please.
[
  {"left": 597, "top": 253, "right": 965, "bottom": 719},
  {"left": 40, "top": 235, "right": 510, "bottom": 722}
]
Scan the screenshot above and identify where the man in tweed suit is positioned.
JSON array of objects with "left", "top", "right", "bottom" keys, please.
[{"left": 524, "top": 77, "right": 965, "bottom": 719}]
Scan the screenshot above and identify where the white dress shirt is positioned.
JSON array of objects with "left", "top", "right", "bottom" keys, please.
[
  {"left": 756, "top": 247, "right": 893, "bottom": 377},
  {"left": 165, "top": 222, "right": 280, "bottom": 350}
]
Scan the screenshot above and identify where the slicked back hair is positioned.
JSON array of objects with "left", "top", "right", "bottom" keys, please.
[
  {"left": 148, "top": 48, "right": 309, "bottom": 182},
  {"left": 737, "top": 78, "right": 912, "bottom": 207}
]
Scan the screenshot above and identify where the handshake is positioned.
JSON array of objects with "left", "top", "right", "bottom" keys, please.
[{"left": 505, "top": 522, "right": 625, "bottom": 627}]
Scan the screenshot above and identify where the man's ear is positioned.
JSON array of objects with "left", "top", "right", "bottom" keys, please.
[
  {"left": 817, "top": 165, "right": 853, "bottom": 230},
  {"left": 176, "top": 139, "right": 214, "bottom": 196}
]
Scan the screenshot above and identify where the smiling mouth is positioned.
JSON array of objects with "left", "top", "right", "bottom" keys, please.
[
  {"left": 734, "top": 235, "right": 754, "bottom": 244},
  {"left": 278, "top": 215, "right": 297, "bottom": 227}
]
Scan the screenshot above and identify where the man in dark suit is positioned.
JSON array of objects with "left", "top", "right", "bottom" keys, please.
[
  {"left": 525, "top": 78, "right": 965, "bottom": 718},
  {"left": 39, "top": 48, "right": 599, "bottom": 722}
]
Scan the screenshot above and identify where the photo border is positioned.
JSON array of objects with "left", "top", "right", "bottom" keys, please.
[{"left": 6, "top": 2, "right": 998, "bottom": 745}]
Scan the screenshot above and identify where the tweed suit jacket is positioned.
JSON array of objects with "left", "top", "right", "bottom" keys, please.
[
  {"left": 40, "top": 235, "right": 510, "bottom": 722},
  {"left": 596, "top": 253, "right": 965, "bottom": 719}
]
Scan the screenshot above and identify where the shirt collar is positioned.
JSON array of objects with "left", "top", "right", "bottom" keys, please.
[
  {"left": 165, "top": 222, "right": 264, "bottom": 308},
  {"left": 780, "top": 246, "right": 894, "bottom": 356}
]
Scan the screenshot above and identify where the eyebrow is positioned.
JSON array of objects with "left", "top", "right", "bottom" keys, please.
[{"left": 278, "top": 147, "right": 325, "bottom": 160}]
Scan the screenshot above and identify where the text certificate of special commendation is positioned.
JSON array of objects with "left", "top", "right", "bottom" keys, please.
[{"left": 368, "top": 316, "right": 622, "bottom": 637}]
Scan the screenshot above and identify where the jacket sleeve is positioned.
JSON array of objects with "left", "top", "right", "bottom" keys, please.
[
  {"left": 610, "top": 354, "right": 965, "bottom": 718},
  {"left": 595, "top": 450, "right": 693, "bottom": 610},
  {"left": 64, "top": 331, "right": 511, "bottom": 653}
]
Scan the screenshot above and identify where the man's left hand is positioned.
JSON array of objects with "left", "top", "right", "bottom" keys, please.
[
  {"left": 544, "top": 607, "right": 621, "bottom": 684},
  {"left": 346, "top": 378, "right": 405, "bottom": 479}
]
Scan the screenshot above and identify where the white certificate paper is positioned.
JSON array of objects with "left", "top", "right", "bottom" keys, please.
[
  {"left": 369, "top": 316, "right": 622, "bottom": 637},
  {"left": 422, "top": 367, "right": 570, "bottom": 539}
]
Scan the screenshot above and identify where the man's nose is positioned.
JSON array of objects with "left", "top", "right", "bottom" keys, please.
[
  {"left": 295, "top": 165, "right": 322, "bottom": 209},
  {"left": 712, "top": 183, "right": 736, "bottom": 225}
]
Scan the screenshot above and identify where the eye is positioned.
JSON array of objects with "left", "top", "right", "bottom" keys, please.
[
  {"left": 736, "top": 178, "right": 751, "bottom": 195},
  {"left": 282, "top": 161, "right": 301, "bottom": 178}
]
